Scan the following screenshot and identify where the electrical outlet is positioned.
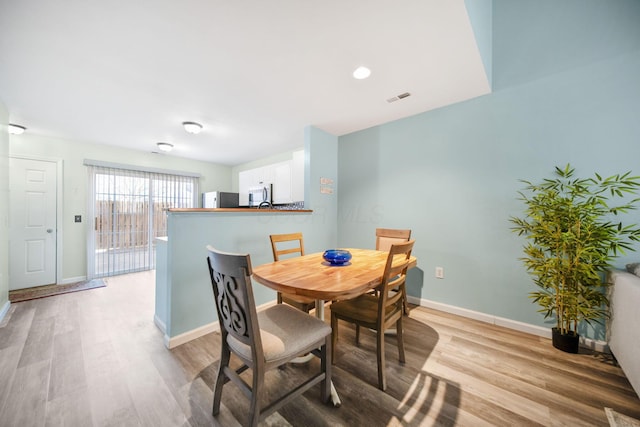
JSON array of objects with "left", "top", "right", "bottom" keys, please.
[
  {"left": 74, "top": 215, "right": 82, "bottom": 223},
  {"left": 435, "top": 266, "right": 444, "bottom": 279}
]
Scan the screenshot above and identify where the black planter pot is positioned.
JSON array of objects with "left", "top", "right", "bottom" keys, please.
[{"left": 552, "top": 327, "right": 580, "bottom": 353}]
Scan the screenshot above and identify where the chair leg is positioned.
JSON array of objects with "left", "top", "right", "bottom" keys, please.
[
  {"left": 402, "top": 287, "right": 409, "bottom": 315},
  {"left": 249, "top": 366, "right": 264, "bottom": 427},
  {"left": 397, "top": 316, "right": 406, "bottom": 364},
  {"left": 331, "top": 312, "right": 338, "bottom": 364},
  {"left": 321, "top": 338, "right": 332, "bottom": 403},
  {"left": 377, "top": 327, "right": 386, "bottom": 391},
  {"left": 355, "top": 324, "right": 360, "bottom": 346},
  {"left": 212, "top": 346, "right": 230, "bottom": 415}
]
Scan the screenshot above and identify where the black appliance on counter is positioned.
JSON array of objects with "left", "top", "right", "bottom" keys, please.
[{"left": 202, "top": 192, "right": 240, "bottom": 208}]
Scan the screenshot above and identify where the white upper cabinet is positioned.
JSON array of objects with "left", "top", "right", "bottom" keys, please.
[
  {"left": 238, "top": 152, "right": 305, "bottom": 205},
  {"left": 291, "top": 150, "right": 304, "bottom": 203},
  {"left": 238, "top": 169, "right": 253, "bottom": 206},
  {"left": 272, "top": 161, "right": 292, "bottom": 204}
]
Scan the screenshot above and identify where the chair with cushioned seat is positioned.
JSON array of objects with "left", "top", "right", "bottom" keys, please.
[
  {"left": 206, "top": 246, "right": 332, "bottom": 426},
  {"left": 330, "top": 240, "right": 415, "bottom": 391}
]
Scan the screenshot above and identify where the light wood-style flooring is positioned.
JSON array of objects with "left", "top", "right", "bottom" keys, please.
[{"left": 1, "top": 271, "right": 639, "bottom": 426}]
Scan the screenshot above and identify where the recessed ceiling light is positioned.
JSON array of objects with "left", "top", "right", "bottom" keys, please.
[
  {"left": 182, "top": 121, "right": 203, "bottom": 134},
  {"left": 353, "top": 66, "right": 371, "bottom": 80},
  {"left": 157, "top": 142, "right": 174, "bottom": 152},
  {"left": 8, "top": 123, "right": 26, "bottom": 135}
]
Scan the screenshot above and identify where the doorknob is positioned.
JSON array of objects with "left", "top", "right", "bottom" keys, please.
[{"left": 46, "top": 229, "right": 53, "bottom": 233}]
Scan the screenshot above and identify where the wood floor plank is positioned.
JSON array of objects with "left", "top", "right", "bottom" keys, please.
[
  {"left": 0, "top": 304, "right": 35, "bottom": 350},
  {"left": 123, "top": 356, "right": 189, "bottom": 427},
  {"left": 85, "top": 365, "right": 141, "bottom": 427},
  {"left": 17, "top": 315, "right": 55, "bottom": 368},
  {"left": 0, "top": 344, "right": 22, "bottom": 415},
  {"left": 1, "top": 272, "right": 639, "bottom": 426},
  {"left": 0, "top": 359, "right": 50, "bottom": 427},
  {"left": 83, "top": 338, "right": 142, "bottom": 426},
  {"left": 48, "top": 350, "right": 87, "bottom": 402},
  {"left": 45, "top": 388, "right": 94, "bottom": 427}
]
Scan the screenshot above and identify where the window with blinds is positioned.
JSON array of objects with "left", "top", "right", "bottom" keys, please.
[{"left": 86, "top": 164, "right": 198, "bottom": 278}]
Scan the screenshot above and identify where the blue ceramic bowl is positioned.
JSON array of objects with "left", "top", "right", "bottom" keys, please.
[{"left": 323, "top": 249, "right": 352, "bottom": 265}]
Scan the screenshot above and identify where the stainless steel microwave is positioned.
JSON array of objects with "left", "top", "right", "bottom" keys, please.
[{"left": 248, "top": 183, "right": 272, "bottom": 207}]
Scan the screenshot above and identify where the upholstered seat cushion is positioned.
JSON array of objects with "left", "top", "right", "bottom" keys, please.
[{"left": 227, "top": 303, "right": 331, "bottom": 366}]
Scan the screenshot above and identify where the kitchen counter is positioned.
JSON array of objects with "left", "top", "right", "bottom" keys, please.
[
  {"left": 155, "top": 207, "right": 324, "bottom": 348},
  {"left": 168, "top": 208, "right": 312, "bottom": 213}
]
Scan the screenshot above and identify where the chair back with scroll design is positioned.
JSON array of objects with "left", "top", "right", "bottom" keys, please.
[
  {"left": 206, "top": 245, "right": 332, "bottom": 426},
  {"left": 207, "top": 246, "right": 261, "bottom": 362}
]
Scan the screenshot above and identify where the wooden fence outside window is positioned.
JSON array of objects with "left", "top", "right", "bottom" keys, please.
[{"left": 94, "top": 200, "right": 170, "bottom": 250}]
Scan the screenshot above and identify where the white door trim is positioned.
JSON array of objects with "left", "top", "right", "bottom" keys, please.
[{"left": 10, "top": 155, "right": 64, "bottom": 285}]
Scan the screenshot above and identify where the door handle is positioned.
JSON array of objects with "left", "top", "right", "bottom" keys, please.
[{"left": 46, "top": 229, "right": 54, "bottom": 233}]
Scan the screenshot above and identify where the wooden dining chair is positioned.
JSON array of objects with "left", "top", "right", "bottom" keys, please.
[
  {"left": 375, "top": 228, "right": 412, "bottom": 314},
  {"left": 206, "top": 246, "right": 332, "bottom": 427},
  {"left": 269, "top": 232, "right": 316, "bottom": 313},
  {"left": 330, "top": 240, "right": 415, "bottom": 391},
  {"left": 375, "top": 228, "right": 412, "bottom": 252}
]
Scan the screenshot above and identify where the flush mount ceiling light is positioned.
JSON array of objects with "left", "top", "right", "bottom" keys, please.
[
  {"left": 352, "top": 66, "right": 371, "bottom": 80},
  {"left": 182, "top": 121, "right": 203, "bottom": 134},
  {"left": 8, "top": 123, "right": 26, "bottom": 135},
  {"left": 156, "top": 142, "right": 174, "bottom": 152}
]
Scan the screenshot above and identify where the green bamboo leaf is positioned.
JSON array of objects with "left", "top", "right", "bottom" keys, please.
[{"left": 511, "top": 165, "right": 640, "bottom": 336}]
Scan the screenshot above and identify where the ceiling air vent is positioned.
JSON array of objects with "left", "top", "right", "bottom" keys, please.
[{"left": 386, "top": 92, "right": 411, "bottom": 103}]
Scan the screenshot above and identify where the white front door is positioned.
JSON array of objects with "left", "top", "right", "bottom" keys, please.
[{"left": 9, "top": 158, "right": 57, "bottom": 290}]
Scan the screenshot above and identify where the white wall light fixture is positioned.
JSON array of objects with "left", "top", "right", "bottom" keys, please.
[
  {"left": 8, "top": 123, "right": 26, "bottom": 135},
  {"left": 352, "top": 66, "right": 371, "bottom": 80},
  {"left": 182, "top": 121, "right": 203, "bottom": 134},
  {"left": 157, "top": 142, "right": 174, "bottom": 152}
]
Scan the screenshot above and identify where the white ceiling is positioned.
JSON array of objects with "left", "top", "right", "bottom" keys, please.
[{"left": 0, "top": 0, "right": 490, "bottom": 166}]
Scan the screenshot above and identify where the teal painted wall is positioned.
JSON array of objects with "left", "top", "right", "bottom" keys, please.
[
  {"left": 464, "top": 0, "right": 492, "bottom": 87},
  {"left": 305, "top": 126, "right": 339, "bottom": 239},
  {"left": 493, "top": 0, "right": 640, "bottom": 91},
  {"left": 337, "top": 1, "right": 640, "bottom": 339},
  {"left": 165, "top": 126, "right": 338, "bottom": 337}
]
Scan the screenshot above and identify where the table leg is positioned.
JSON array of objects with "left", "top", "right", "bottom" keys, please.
[
  {"left": 315, "top": 299, "right": 341, "bottom": 407},
  {"left": 330, "top": 381, "right": 341, "bottom": 407},
  {"left": 315, "top": 299, "right": 325, "bottom": 321}
]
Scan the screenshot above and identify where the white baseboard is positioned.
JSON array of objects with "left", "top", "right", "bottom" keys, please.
[
  {"left": 0, "top": 300, "right": 11, "bottom": 324},
  {"left": 164, "top": 300, "right": 277, "bottom": 349},
  {"left": 161, "top": 296, "right": 609, "bottom": 353},
  {"left": 165, "top": 321, "right": 220, "bottom": 349},
  {"left": 408, "top": 296, "right": 609, "bottom": 353}
]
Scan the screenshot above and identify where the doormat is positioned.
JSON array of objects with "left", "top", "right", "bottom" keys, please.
[
  {"left": 606, "top": 408, "right": 640, "bottom": 427},
  {"left": 9, "top": 279, "right": 106, "bottom": 303}
]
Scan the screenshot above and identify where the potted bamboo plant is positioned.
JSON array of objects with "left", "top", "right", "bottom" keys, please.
[{"left": 510, "top": 165, "right": 640, "bottom": 353}]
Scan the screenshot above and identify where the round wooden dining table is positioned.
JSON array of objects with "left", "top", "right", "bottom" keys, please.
[
  {"left": 252, "top": 248, "right": 417, "bottom": 302},
  {"left": 252, "top": 248, "right": 418, "bottom": 407}
]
